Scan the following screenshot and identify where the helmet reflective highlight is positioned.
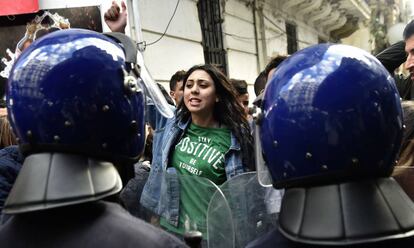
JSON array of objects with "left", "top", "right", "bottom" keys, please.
[{"left": 260, "top": 44, "right": 403, "bottom": 188}]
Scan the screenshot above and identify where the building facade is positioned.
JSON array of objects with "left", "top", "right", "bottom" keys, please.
[
  {"left": 20, "top": 0, "right": 413, "bottom": 104},
  {"left": 135, "top": 0, "right": 385, "bottom": 102}
]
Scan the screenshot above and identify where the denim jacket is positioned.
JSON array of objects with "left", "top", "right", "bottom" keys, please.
[{"left": 140, "top": 104, "right": 247, "bottom": 226}]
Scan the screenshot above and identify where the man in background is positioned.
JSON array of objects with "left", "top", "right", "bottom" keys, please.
[
  {"left": 169, "top": 70, "right": 186, "bottom": 105},
  {"left": 376, "top": 20, "right": 414, "bottom": 100}
]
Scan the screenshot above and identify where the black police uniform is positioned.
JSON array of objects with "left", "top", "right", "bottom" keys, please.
[
  {"left": 248, "top": 178, "right": 414, "bottom": 248},
  {"left": 0, "top": 201, "right": 187, "bottom": 248},
  {"left": 248, "top": 226, "right": 414, "bottom": 248}
]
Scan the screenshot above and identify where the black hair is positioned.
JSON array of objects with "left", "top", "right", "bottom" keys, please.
[
  {"left": 264, "top": 55, "right": 288, "bottom": 80},
  {"left": 229, "top": 79, "right": 248, "bottom": 95},
  {"left": 176, "top": 64, "right": 255, "bottom": 171},
  {"left": 169, "top": 70, "right": 186, "bottom": 91},
  {"left": 403, "top": 20, "right": 414, "bottom": 40}
]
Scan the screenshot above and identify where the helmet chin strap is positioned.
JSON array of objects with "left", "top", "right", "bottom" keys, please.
[
  {"left": 3, "top": 152, "right": 122, "bottom": 214},
  {"left": 278, "top": 178, "right": 414, "bottom": 246}
]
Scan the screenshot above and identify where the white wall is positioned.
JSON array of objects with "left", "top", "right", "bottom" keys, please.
[
  {"left": 223, "top": 0, "right": 260, "bottom": 102},
  {"left": 137, "top": 0, "right": 204, "bottom": 88},
  {"left": 223, "top": 1, "right": 257, "bottom": 76},
  {"left": 262, "top": 10, "right": 287, "bottom": 58},
  {"left": 297, "top": 23, "right": 319, "bottom": 50}
]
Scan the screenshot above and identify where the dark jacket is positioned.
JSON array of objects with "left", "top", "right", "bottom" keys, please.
[
  {"left": 0, "top": 201, "right": 188, "bottom": 248},
  {"left": 376, "top": 41, "right": 414, "bottom": 100},
  {"left": 120, "top": 161, "right": 151, "bottom": 220},
  {"left": 0, "top": 146, "right": 23, "bottom": 215}
]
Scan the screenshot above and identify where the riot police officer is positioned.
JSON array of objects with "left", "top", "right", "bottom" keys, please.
[
  {"left": 0, "top": 29, "right": 187, "bottom": 248},
  {"left": 249, "top": 43, "right": 414, "bottom": 247}
]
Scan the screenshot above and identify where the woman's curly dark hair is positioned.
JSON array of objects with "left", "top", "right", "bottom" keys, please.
[{"left": 176, "top": 64, "right": 255, "bottom": 171}]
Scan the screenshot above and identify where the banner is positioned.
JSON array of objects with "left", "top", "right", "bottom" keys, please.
[
  {"left": 0, "top": 0, "right": 39, "bottom": 16},
  {"left": 0, "top": 6, "right": 102, "bottom": 97}
]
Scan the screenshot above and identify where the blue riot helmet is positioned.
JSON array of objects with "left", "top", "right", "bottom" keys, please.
[
  {"left": 4, "top": 29, "right": 147, "bottom": 213},
  {"left": 259, "top": 44, "right": 403, "bottom": 188},
  {"left": 7, "top": 29, "right": 145, "bottom": 163}
]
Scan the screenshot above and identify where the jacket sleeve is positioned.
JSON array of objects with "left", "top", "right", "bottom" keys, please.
[
  {"left": 376, "top": 41, "right": 414, "bottom": 99},
  {"left": 376, "top": 41, "right": 407, "bottom": 74},
  {"left": 145, "top": 97, "right": 176, "bottom": 131}
]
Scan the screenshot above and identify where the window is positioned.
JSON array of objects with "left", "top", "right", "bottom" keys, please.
[
  {"left": 197, "top": 0, "right": 227, "bottom": 74},
  {"left": 286, "top": 22, "right": 298, "bottom": 54}
]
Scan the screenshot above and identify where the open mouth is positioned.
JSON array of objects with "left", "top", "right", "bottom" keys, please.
[
  {"left": 188, "top": 98, "right": 201, "bottom": 107},
  {"left": 189, "top": 98, "right": 201, "bottom": 103}
]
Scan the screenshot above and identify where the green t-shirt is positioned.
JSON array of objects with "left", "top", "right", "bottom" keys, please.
[{"left": 160, "top": 123, "right": 231, "bottom": 235}]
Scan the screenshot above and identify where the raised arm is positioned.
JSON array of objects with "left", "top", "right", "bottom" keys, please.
[{"left": 376, "top": 41, "right": 407, "bottom": 74}]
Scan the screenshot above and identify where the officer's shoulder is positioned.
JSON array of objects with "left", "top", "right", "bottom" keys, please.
[{"left": 101, "top": 201, "right": 188, "bottom": 247}]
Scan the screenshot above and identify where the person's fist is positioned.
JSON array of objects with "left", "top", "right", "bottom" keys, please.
[{"left": 104, "top": 1, "right": 127, "bottom": 33}]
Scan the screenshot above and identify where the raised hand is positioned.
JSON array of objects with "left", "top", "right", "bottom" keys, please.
[{"left": 104, "top": 1, "right": 127, "bottom": 33}]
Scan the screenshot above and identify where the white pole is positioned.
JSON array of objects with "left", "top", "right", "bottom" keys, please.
[{"left": 127, "top": 0, "right": 145, "bottom": 52}]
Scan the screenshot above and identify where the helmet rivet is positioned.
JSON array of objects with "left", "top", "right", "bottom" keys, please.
[
  {"left": 102, "top": 143, "right": 108, "bottom": 149},
  {"left": 124, "top": 71, "right": 139, "bottom": 95},
  {"left": 130, "top": 120, "right": 139, "bottom": 134},
  {"left": 351, "top": 158, "right": 359, "bottom": 165},
  {"left": 53, "top": 135, "right": 60, "bottom": 142},
  {"left": 403, "top": 124, "right": 406, "bottom": 130},
  {"left": 321, "top": 165, "right": 328, "bottom": 170},
  {"left": 395, "top": 160, "right": 399, "bottom": 165},
  {"left": 305, "top": 152, "right": 312, "bottom": 159},
  {"left": 273, "top": 141, "right": 278, "bottom": 147},
  {"left": 102, "top": 105, "right": 110, "bottom": 112},
  {"left": 26, "top": 130, "right": 32, "bottom": 137},
  {"left": 64, "top": 121, "right": 72, "bottom": 127}
]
